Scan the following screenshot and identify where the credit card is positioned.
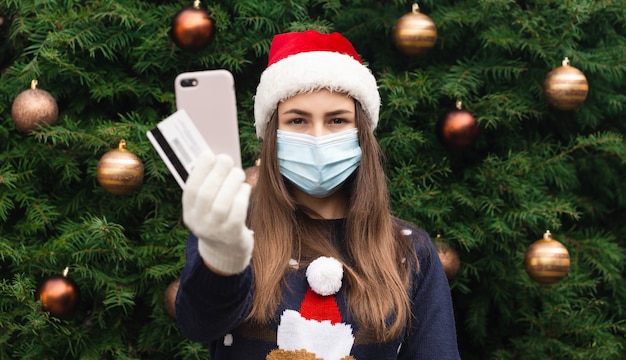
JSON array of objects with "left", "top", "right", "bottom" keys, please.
[{"left": 146, "top": 109, "right": 209, "bottom": 189}]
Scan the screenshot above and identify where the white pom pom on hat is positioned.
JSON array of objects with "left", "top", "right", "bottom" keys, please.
[
  {"left": 253, "top": 30, "right": 381, "bottom": 138},
  {"left": 306, "top": 256, "right": 343, "bottom": 296}
]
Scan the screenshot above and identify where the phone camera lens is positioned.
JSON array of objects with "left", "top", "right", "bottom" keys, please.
[{"left": 180, "top": 79, "right": 198, "bottom": 87}]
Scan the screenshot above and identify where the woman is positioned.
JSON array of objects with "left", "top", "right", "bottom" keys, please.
[{"left": 176, "top": 30, "right": 460, "bottom": 359}]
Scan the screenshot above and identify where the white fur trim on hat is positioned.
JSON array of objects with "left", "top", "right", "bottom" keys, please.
[{"left": 254, "top": 51, "right": 380, "bottom": 138}]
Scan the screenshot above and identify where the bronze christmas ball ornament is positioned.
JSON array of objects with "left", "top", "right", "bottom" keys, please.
[
  {"left": 11, "top": 79, "right": 59, "bottom": 133},
  {"left": 543, "top": 57, "right": 588, "bottom": 111},
  {"left": 244, "top": 159, "right": 260, "bottom": 189},
  {"left": 524, "top": 230, "right": 571, "bottom": 284},
  {"left": 435, "top": 239, "right": 460, "bottom": 280},
  {"left": 35, "top": 267, "right": 80, "bottom": 318},
  {"left": 96, "top": 139, "right": 145, "bottom": 195},
  {"left": 392, "top": 3, "right": 437, "bottom": 56},
  {"left": 164, "top": 277, "right": 180, "bottom": 319},
  {"left": 436, "top": 101, "right": 480, "bottom": 148},
  {"left": 170, "top": 0, "right": 216, "bottom": 52}
]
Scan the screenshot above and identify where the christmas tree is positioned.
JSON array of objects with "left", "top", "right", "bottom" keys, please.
[{"left": 1, "top": 0, "right": 625, "bottom": 359}]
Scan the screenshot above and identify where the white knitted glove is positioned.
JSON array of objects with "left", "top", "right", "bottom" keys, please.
[{"left": 182, "top": 150, "right": 253, "bottom": 275}]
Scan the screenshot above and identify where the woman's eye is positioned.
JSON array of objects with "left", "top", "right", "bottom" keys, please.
[
  {"left": 330, "top": 118, "right": 345, "bottom": 124},
  {"left": 290, "top": 118, "right": 305, "bottom": 125}
]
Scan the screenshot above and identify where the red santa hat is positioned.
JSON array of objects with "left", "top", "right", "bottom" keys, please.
[
  {"left": 254, "top": 30, "right": 381, "bottom": 138},
  {"left": 274, "top": 257, "right": 354, "bottom": 358},
  {"left": 300, "top": 256, "right": 345, "bottom": 324}
]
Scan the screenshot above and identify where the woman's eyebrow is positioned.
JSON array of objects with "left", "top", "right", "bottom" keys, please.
[
  {"left": 281, "top": 109, "right": 311, "bottom": 116},
  {"left": 325, "top": 109, "right": 353, "bottom": 117}
]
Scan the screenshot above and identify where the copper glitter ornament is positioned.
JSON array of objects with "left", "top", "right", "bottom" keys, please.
[
  {"left": 170, "top": 0, "right": 216, "bottom": 52},
  {"left": 96, "top": 139, "right": 145, "bottom": 195},
  {"left": 245, "top": 159, "right": 260, "bottom": 189},
  {"left": 435, "top": 238, "right": 460, "bottom": 280},
  {"left": 524, "top": 230, "right": 571, "bottom": 284},
  {"left": 35, "top": 267, "right": 80, "bottom": 318},
  {"left": 436, "top": 101, "right": 480, "bottom": 148},
  {"left": 11, "top": 80, "right": 59, "bottom": 133},
  {"left": 164, "top": 277, "right": 180, "bottom": 319},
  {"left": 543, "top": 57, "right": 588, "bottom": 111},
  {"left": 392, "top": 3, "right": 437, "bottom": 56}
]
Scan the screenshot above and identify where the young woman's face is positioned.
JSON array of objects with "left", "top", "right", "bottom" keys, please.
[{"left": 277, "top": 89, "right": 356, "bottom": 137}]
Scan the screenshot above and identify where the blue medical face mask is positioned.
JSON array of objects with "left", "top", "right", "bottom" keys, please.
[{"left": 276, "top": 128, "right": 362, "bottom": 198}]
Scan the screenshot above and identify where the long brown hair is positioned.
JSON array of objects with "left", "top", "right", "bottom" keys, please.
[{"left": 247, "top": 101, "right": 417, "bottom": 341}]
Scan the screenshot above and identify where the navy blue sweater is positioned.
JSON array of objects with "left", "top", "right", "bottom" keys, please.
[{"left": 176, "top": 219, "right": 460, "bottom": 359}]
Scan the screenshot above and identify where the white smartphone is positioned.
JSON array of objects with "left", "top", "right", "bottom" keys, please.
[
  {"left": 147, "top": 69, "right": 242, "bottom": 188},
  {"left": 174, "top": 69, "right": 242, "bottom": 168}
]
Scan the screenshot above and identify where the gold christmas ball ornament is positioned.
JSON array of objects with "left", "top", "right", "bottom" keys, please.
[
  {"left": 524, "top": 230, "right": 571, "bottom": 284},
  {"left": 170, "top": 0, "right": 216, "bottom": 52},
  {"left": 35, "top": 267, "right": 80, "bottom": 319},
  {"left": 392, "top": 3, "right": 437, "bottom": 56},
  {"left": 164, "top": 277, "right": 181, "bottom": 319},
  {"left": 436, "top": 101, "right": 480, "bottom": 149},
  {"left": 543, "top": 57, "right": 589, "bottom": 111},
  {"left": 435, "top": 237, "right": 461, "bottom": 280},
  {"left": 96, "top": 139, "right": 145, "bottom": 195},
  {"left": 11, "top": 80, "right": 59, "bottom": 133}
]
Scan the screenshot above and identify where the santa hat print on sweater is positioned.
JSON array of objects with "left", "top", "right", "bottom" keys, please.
[
  {"left": 253, "top": 30, "right": 381, "bottom": 138},
  {"left": 266, "top": 257, "right": 356, "bottom": 360}
]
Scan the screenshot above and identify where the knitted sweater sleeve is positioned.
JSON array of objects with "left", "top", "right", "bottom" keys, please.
[
  {"left": 398, "top": 226, "right": 461, "bottom": 360},
  {"left": 175, "top": 232, "right": 254, "bottom": 343}
]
